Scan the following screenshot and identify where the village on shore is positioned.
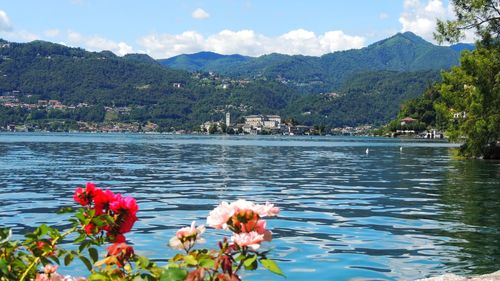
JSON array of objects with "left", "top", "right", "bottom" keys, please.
[{"left": 1, "top": 91, "right": 441, "bottom": 138}]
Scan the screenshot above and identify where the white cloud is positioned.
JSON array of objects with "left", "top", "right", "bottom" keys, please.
[
  {"left": 139, "top": 29, "right": 366, "bottom": 58},
  {"left": 399, "top": 0, "right": 476, "bottom": 43},
  {"left": 192, "top": 8, "right": 210, "bottom": 20},
  {"left": 379, "top": 12, "right": 389, "bottom": 20},
  {"left": 44, "top": 29, "right": 60, "bottom": 38},
  {"left": 66, "top": 31, "right": 133, "bottom": 56},
  {"left": 0, "top": 10, "right": 12, "bottom": 31},
  {"left": 399, "top": 0, "right": 448, "bottom": 41}
]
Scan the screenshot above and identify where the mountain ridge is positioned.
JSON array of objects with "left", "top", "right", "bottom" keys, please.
[
  {"left": 159, "top": 32, "right": 464, "bottom": 92},
  {"left": 0, "top": 33, "right": 453, "bottom": 130}
]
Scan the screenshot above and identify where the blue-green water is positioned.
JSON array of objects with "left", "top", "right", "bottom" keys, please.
[{"left": 0, "top": 133, "right": 499, "bottom": 280}]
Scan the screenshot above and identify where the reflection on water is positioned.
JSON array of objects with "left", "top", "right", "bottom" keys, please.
[{"left": 0, "top": 133, "right": 499, "bottom": 281}]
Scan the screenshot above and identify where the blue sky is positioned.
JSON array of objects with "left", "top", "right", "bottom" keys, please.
[{"left": 0, "top": 0, "right": 459, "bottom": 58}]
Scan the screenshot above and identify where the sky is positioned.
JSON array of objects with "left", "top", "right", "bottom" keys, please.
[{"left": 0, "top": 0, "right": 470, "bottom": 59}]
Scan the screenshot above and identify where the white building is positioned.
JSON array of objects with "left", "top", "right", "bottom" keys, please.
[
  {"left": 226, "top": 112, "right": 231, "bottom": 127},
  {"left": 244, "top": 115, "right": 281, "bottom": 129}
]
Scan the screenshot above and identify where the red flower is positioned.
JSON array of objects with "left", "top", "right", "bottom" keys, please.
[
  {"left": 36, "top": 240, "right": 55, "bottom": 256},
  {"left": 84, "top": 223, "right": 96, "bottom": 235},
  {"left": 73, "top": 183, "right": 139, "bottom": 242},
  {"left": 110, "top": 196, "right": 138, "bottom": 215},
  {"left": 107, "top": 243, "right": 134, "bottom": 267},
  {"left": 93, "top": 189, "right": 117, "bottom": 215},
  {"left": 73, "top": 182, "right": 100, "bottom": 206},
  {"left": 119, "top": 213, "right": 137, "bottom": 233}
]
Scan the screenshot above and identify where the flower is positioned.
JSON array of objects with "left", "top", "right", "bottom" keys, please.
[
  {"left": 231, "top": 232, "right": 265, "bottom": 250},
  {"left": 106, "top": 242, "right": 134, "bottom": 268},
  {"left": 254, "top": 202, "right": 280, "bottom": 217},
  {"left": 206, "top": 201, "right": 234, "bottom": 229},
  {"left": 254, "top": 220, "right": 272, "bottom": 241},
  {"left": 169, "top": 221, "right": 205, "bottom": 251},
  {"left": 35, "top": 264, "right": 86, "bottom": 281},
  {"left": 73, "top": 182, "right": 98, "bottom": 206},
  {"left": 110, "top": 196, "right": 138, "bottom": 215},
  {"left": 74, "top": 183, "right": 139, "bottom": 242},
  {"left": 207, "top": 199, "right": 278, "bottom": 250},
  {"left": 43, "top": 264, "right": 58, "bottom": 274},
  {"left": 36, "top": 240, "right": 55, "bottom": 256},
  {"left": 93, "top": 189, "right": 117, "bottom": 215},
  {"left": 207, "top": 200, "right": 280, "bottom": 230}
]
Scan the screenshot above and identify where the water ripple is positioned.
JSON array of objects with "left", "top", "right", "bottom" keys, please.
[{"left": 0, "top": 133, "right": 499, "bottom": 281}]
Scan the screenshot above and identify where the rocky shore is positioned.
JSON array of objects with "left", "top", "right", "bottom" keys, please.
[{"left": 417, "top": 271, "right": 500, "bottom": 281}]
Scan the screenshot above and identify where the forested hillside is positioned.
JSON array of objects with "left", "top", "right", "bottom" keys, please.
[
  {"left": 161, "top": 32, "right": 462, "bottom": 92},
  {"left": 0, "top": 35, "right": 447, "bottom": 131}
]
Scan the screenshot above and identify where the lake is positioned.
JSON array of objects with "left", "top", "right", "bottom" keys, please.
[{"left": 0, "top": 133, "right": 499, "bottom": 280}]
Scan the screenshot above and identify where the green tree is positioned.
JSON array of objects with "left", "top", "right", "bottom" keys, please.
[
  {"left": 208, "top": 124, "right": 217, "bottom": 134},
  {"left": 434, "top": 0, "right": 499, "bottom": 158},
  {"left": 220, "top": 122, "right": 227, "bottom": 133},
  {"left": 434, "top": 0, "right": 499, "bottom": 44},
  {"left": 436, "top": 46, "right": 499, "bottom": 158}
]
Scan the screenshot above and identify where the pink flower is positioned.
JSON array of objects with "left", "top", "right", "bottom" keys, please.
[
  {"left": 254, "top": 220, "right": 272, "bottom": 241},
  {"left": 254, "top": 202, "right": 280, "bottom": 217},
  {"left": 169, "top": 221, "right": 205, "bottom": 251},
  {"left": 206, "top": 202, "right": 234, "bottom": 229},
  {"left": 230, "top": 199, "right": 255, "bottom": 212},
  {"left": 43, "top": 264, "right": 58, "bottom": 274},
  {"left": 231, "top": 231, "right": 265, "bottom": 250},
  {"left": 35, "top": 264, "right": 86, "bottom": 281}
]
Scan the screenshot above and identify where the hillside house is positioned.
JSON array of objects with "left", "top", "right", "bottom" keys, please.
[{"left": 400, "top": 117, "right": 417, "bottom": 126}]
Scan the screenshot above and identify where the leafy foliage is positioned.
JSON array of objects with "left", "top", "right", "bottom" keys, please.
[{"left": 434, "top": 0, "right": 500, "bottom": 44}]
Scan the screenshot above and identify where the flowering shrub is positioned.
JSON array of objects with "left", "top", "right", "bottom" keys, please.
[{"left": 0, "top": 182, "right": 283, "bottom": 281}]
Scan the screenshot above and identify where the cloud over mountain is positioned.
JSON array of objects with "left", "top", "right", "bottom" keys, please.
[{"left": 139, "top": 29, "right": 365, "bottom": 58}]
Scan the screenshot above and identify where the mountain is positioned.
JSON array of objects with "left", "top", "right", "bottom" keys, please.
[
  {"left": 449, "top": 43, "right": 475, "bottom": 52},
  {"left": 159, "top": 32, "right": 463, "bottom": 92},
  {"left": 159, "top": 51, "right": 251, "bottom": 72},
  {"left": 0, "top": 39, "right": 300, "bottom": 129},
  {"left": 0, "top": 35, "right": 446, "bottom": 130}
]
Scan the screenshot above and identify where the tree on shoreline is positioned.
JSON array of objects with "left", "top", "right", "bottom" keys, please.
[{"left": 434, "top": 0, "right": 499, "bottom": 159}]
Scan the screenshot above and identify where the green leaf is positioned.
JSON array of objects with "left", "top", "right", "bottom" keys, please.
[
  {"left": 160, "top": 267, "right": 188, "bottom": 281},
  {"left": 260, "top": 259, "right": 285, "bottom": 277},
  {"left": 89, "top": 247, "right": 99, "bottom": 263},
  {"left": 48, "top": 255, "right": 60, "bottom": 265},
  {"left": 48, "top": 228, "right": 61, "bottom": 240},
  {"left": 0, "top": 228, "right": 11, "bottom": 243},
  {"left": 40, "top": 224, "right": 50, "bottom": 236},
  {"left": 74, "top": 233, "right": 86, "bottom": 244},
  {"left": 244, "top": 255, "right": 257, "bottom": 270},
  {"left": 137, "top": 255, "right": 151, "bottom": 268},
  {"left": 198, "top": 258, "right": 215, "bottom": 268},
  {"left": 0, "top": 258, "right": 9, "bottom": 274},
  {"left": 75, "top": 212, "right": 86, "bottom": 222},
  {"left": 88, "top": 272, "right": 110, "bottom": 281},
  {"left": 80, "top": 255, "right": 93, "bottom": 271},
  {"left": 170, "top": 253, "right": 184, "bottom": 262},
  {"left": 64, "top": 253, "right": 74, "bottom": 266},
  {"left": 183, "top": 254, "right": 198, "bottom": 266}
]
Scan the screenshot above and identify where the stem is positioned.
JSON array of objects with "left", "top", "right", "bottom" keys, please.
[
  {"left": 233, "top": 247, "right": 247, "bottom": 274},
  {"left": 19, "top": 227, "right": 78, "bottom": 281}
]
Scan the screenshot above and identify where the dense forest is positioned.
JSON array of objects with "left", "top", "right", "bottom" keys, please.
[{"left": 0, "top": 32, "right": 460, "bottom": 131}]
